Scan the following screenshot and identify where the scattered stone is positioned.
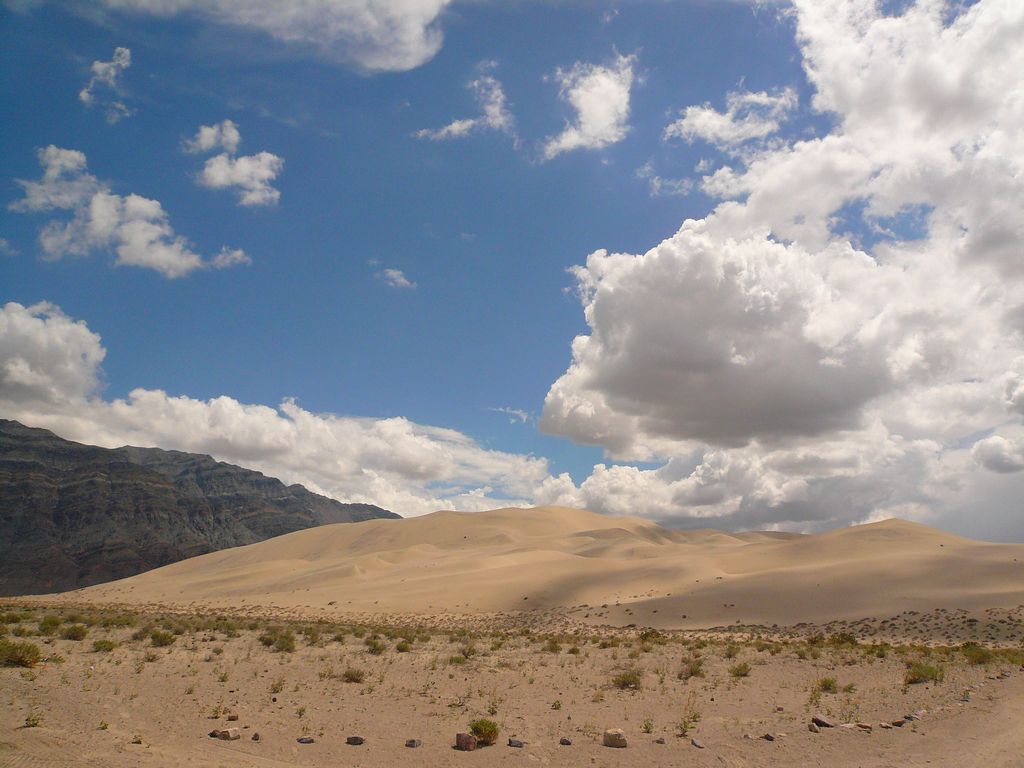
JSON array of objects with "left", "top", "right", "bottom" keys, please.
[
  {"left": 346, "top": 736, "right": 365, "bottom": 746},
  {"left": 743, "top": 734, "right": 754, "bottom": 740},
  {"left": 879, "top": 722, "right": 893, "bottom": 730},
  {"left": 891, "top": 719, "right": 906, "bottom": 727},
  {"left": 219, "top": 728, "right": 241, "bottom": 741},
  {"left": 856, "top": 723, "right": 872, "bottom": 733},
  {"left": 406, "top": 739, "right": 422, "bottom": 748},
  {"left": 508, "top": 738, "right": 525, "bottom": 748},
  {"left": 227, "top": 713, "right": 239, "bottom": 722},
  {"left": 251, "top": 733, "right": 260, "bottom": 741},
  {"left": 761, "top": 733, "right": 775, "bottom": 742},
  {"left": 808, "top": 723, "right": 820, "bottom": 734},
  {"left": 455, "top": 733, "right": 478, "bottom": 751},
  {"left": 690, "top": 737, "right": 705, "bottom": 749},
  {"left": 603, "top": 729, "right": 628, "bottom": 748},
  {"left": 297, "top": 737, "right": 315, "bottom": 745},
  {"left": 209, "top": 730, "right": 221, "bottom": 739},
  {"left": 775, "top": 706, "right": 784, "bottom": 712},
  {"left": 559, "top": 737, "right": 572, "bottom": 746},
  {"left": 811, "top": 715, "right": 834, "bottom": 728}
]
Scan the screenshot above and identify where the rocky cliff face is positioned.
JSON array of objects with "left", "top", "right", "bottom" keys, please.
[{"left": 0, "top": 420, "right": 398, "bottom": 596}]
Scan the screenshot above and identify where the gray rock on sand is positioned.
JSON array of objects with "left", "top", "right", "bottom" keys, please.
[
  {"left": 210, "top": 728, "right": 240, "bottom": 741},
  {"left": 691, "top": 737, "right": 705, "bottom": 749},
  {"left": 891, "top": 718, "right": 906, "bottom": 727},
  {"left": 297, "top": 736, "right": 315, "bottom": 744},
  {"left": 559, "top": 737, "right": 572, "bottom": 746},
  {"left": 406, "top": 739, "right": 422, "bottom": 748},
  {"left": 251, "top": 733, "right": 260, "bottom": 741},
  {"left": 808, "top": 723, "right": 820, "bottom": 733},
  {"left": 603, "top": 729, "right": 627, "bottom": 748},
  {"left": 811, "top": 715, "right": 834, "bottom": 728},
  {"left": 455, "top": 733, "right": 478, "bottom": 751},
  {"left": 761, "top": 733, "right": 775, "bottom": 741},
  {"left": 508, "top": 738, "right": 525, "bottom": 748},
  {"left": 346, "top": 736, "right": 365, "bottom": 745}
]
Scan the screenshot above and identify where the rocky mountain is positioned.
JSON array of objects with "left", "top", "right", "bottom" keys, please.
[{"left": 0, "top": 420, "right": 399, "bottom": 596}]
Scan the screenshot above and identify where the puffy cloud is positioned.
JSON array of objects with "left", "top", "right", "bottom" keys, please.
[
  {"left": 78, "top": 46, "right": 133, "bottom": 123},
  {"left": 416, "top": 66, "right": 516, "bottom": 141},
  {"left": 0, "top": 302, "right": 549, "bottom": 518},
  {"left": 8, "top": 146, "right": 249, "bottom": 277},
  {"left": 187, "top": 120, "right": 284, "bottom": 206},
  {"left": 664, "top": 88, "right": 798, "bottom": 150},
  {"left": 542, "top": 53, "right": 636, "bottom": 160},
  {"left": 84, "top": 0, "right": 456, "bottom": 72},
  {"left": 184, "top": 119, "right": 241, "bottom": 154},
  {"left": 378, "top": 268, "right": 416, "bottom": 289},
  {"left": 539, "top": 0, "right": 1024, "bottom": 537}
]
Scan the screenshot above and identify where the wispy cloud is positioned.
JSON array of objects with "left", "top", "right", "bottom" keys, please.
[
  {"left": 378, "top": 268, "right": 416, "bottom": 289},
  {"left": 417, "top": 63, "right": 516, "bottom": 142},
  {"left": 79, "top": 47, "right": 134, "bottom": 124}
]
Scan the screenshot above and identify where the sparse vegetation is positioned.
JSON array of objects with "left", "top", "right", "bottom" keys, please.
[
  {"left": 612, "top": 666, "right": 643, "bottom": 690},
  {"left": 0, "top": 638, "right": 42, "bottom": 667},
  {"left": 728, "top": 662, "right": 751, "bottom": 678},
  {"left": 469, "top": 718, "right": 499, "bottom": 745}
]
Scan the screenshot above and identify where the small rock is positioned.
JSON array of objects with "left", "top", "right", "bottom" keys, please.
[
  {"left": 251, "top": 733, "right": 260, "bottom": 741},
  {"left": 811, "top": 715, "right": 834, "bottom": 728},
  {"left": 654, "top": 737, "right": 665, "bottom": 745},
  {"left": 856, "top": 723, "right": 872, "bottom": 733},
  {"left": 346, "top": 736, "right": 365, "bottom": 746},
  {"left": 455, "top": 732, "right": 478, "bottom": 751},
  {"left": 808, "top": 723, "right": 820, "bottom": 734},
  {"left": 297, "top": 736, "right": 315, "bottom": 744},
  {"left": 690, "top": 737, "right": 705, "bottom": 749},
  {"left": 761, "top": 733, "right": 775, "bottom": 742},
  {"left": 839, "top": 723, "right": 856, "bottom": 730},
  {"left": 508, "top": 738, "right": 525, "bottom": 748},
  {"left": 879, "top": 722, "right": 893, "bottom": 730},
  {"left": 559, "top": 737, "right": 572, "bottom": 746},
  {"left": 405, "top": 739, "right": 422, "bottom": 748},
  {"left": 209, "top": 729, "right": 222, "bottom": 739},
  {"left": 227, "top": 713, "right": 239, "bottom": 722},
  {"left": 891, "top": 718, "right": 906, "bottom": 727},
  {"left": 775, "top": 706, "right": 784, "bottom": 712},
  {"left": 219, "top": 728, "right": 241, "bottom": 741},
  {"left": 603, "top": 729, "right": 628, "bottom": 748}
]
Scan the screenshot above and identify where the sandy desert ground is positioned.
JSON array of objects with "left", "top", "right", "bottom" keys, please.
[{"left": 2, "top": 507, "right": 1023, "bottom": 767}]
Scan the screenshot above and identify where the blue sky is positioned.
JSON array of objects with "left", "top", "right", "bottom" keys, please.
[{"left": 3, "top": 0, "right": 1024, "bottom": 542}]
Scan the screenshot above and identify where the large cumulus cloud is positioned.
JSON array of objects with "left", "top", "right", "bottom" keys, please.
[{"left": 541, "top": 0, "right": 1024, "bottom": 537}]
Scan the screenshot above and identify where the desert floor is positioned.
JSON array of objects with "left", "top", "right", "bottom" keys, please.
[{"left": 2, "top": 603, "right": 1023, "bottom": 768}]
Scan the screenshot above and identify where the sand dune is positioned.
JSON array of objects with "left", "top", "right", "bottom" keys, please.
[{"left": 70, "top": 506, "right": 1024, "bottom": 629}]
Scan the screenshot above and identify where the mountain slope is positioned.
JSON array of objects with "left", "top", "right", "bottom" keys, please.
[{"left": 0, "top": 419, "right": 398, "bottom": 596}]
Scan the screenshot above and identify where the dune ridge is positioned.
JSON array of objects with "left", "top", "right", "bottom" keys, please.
[{"left": 69, "top": 506, "right": 1024, "bottom": 630}]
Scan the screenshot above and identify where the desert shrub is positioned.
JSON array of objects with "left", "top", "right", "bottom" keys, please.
[
  {"left": 150, "top": 630, "right": 176, "bottom": 647},
  {"left": 0, "top": 639, "right": 42, "bottom": 667},
  {"left": 829, "top": 632, "right": 858, "bottom": 646},
  {"left": 396, "top": 641, "right": 411, "bottom": 653},
  {"left": 678, "top": 657, "right": 705, "bottom": 682},
  {"left": 816, "top": 677, "right": 838, "bottom": 693},
  {"left": 270, "top": 677, "right": 285, "bottom": 693},
  {"left": 39, "top": 616, "right": 62, "bottom": 636},
  {"left": 1, "top": 611, "right": 33, "bottom": 624},
  {"left": 274, "top": 631, "right": 296, "bottom": 653},
  {"left": 611, "top": 667, "right": 643, "bottom": 690},
  {"left": 728, "top": 662, "right": 751, "bottom": 678},
  {"left": 544, "top": 638, "right": 562, "bottom": 653},
  {"left": 342, "top": 668, "right": 365, "bottom": 683},
  {"left": 904, "top": 662, "right": 943, "bottom": 685},
  {"left": 962, "top": 643, "right": 993, "bottom": 665},
  {"left": 132, "top": 625, "right": 153, "bottom": 642},
  {"left": 567, "top": 644, "right": 581, "bottom": 655},
  {"left": 598, "top": 638, "right": 620, "bottom": 649},
  {"left": 364, "top": 636, "right": 387, "bottom": 655},
  {"left": 724, "top": 644, "right": 740, "bottom": 659},
  {"left": 92, "top": 639, "right": 118, "bottom": 653},
  {"left": 469, "top": 718, "right": 499, "bottom": 745},
  {"left": 448, "top": 655, "right": 467, "bottom": 665},
  {"left": 61, "top": 625, "right": 88, "bottom": 641},
  {"left": 806, "top": 634, "right": 825, "bottom": 646}
]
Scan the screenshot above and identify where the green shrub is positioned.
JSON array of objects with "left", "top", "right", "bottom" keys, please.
[
  {"left": 92, "top": 639, "right": 118, "bottom": 653},
  {"left": 364, "top": 636, "right": 386, "bottom": 655},
  {"left": 274, "top": 631, "right": 296, "bottom": 653},
  {"left": 816, "top": 677, "right": 838, "bottom": 693},
  {"left": 39, "top": 616, "right": 62, "bottom": 636},
  {"left": 150, "top": 631, "right": 176, "bottom": 647},
  {"left": 395, "top": 641, "right": 411, "bottom": 653},
  {"left": 728, "top": 662, "right": 751, "bottom": 678},
  {"left": 962, "top": 643, "right": 993, "bottom": 665},
  {"left": 61, "top": 625, "right": 88, "bottom": 641},
  {"left": 342, "top": 668, "right": 364, "bottom": 683},
  {"left": 724, "top": 644, "right": 740, "bottom": 659},
  {"left": 469, "top": 718, "right": 499, "bottom": 745},
  {"left": 904, "top": 662, "right": 943, "bottom": 685},
  {"left": 0, "top": 638, "right": 42, "bottom": 667},
  {"left": 611, "top": 667, "right": 643, "bottom": 690},
  {"left": 544, "top": 638, "right": 562, "bottom": 653},
  {"left": 678, "top": 657, "right": 705, "bottom": 682}
]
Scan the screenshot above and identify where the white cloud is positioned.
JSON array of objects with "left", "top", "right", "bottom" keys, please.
[
  {"left": 378, "top": 268, "right": 416, "bottom": 289},
  {"left": 184, "top": 119, "right": 241, "bottom": 154},
  {"left": 186, "top": 120, "right": 284, "bottom": 206},
  {"left": 541, "top": 53, "right": 637, "bottom": 160},
  {"left": 78, "top": 46, "right": 134, "bottom": 123},
  {"left": 84, "top": 0, "right": 456, "bottom": 72},
  {"left": 8, "top": 145, "right": 249, "bottom": 278},
  {"left": 487, "top": 406, "right": 529, "bottom": 424},
  {"left": 538, "top": 0, "right": 1024, "bottom": 537},
  {"left": 664, "top": 87, "right": 797, "bottom": 150},
  {"left": 0, "top": 301, "right": 549, "bottom": 518},
  {"left": 0, "top": 238, "right": 19, "bottom": 256},
  {"left": 416, "top": 66, "right": 516, "bottom": 141},
  {"left": 635, "top": 161, "right": 693, "bottom": 197}
]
